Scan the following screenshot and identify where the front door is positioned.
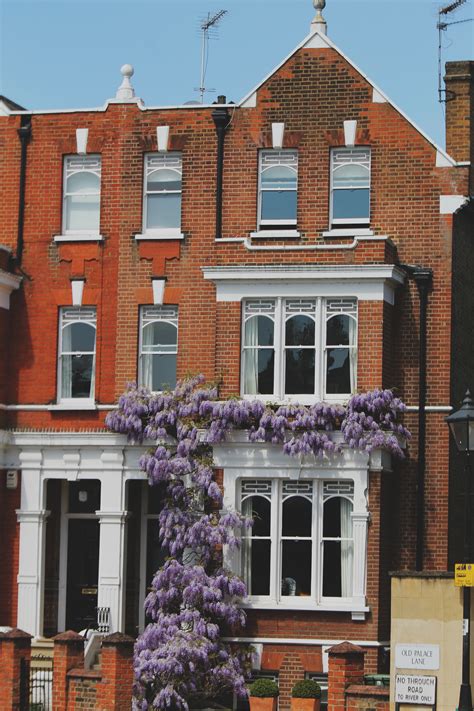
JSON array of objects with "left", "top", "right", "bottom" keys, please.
[{"left": 65, "top": 519, "right": 99, "bottom": 631}]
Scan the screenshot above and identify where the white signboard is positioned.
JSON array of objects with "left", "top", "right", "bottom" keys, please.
[
  {"left": 395, "top": 643, "right": 439, "bottom": 670},
  {"left": 395, "top": 674, "right": 436, "bottom": 705}
]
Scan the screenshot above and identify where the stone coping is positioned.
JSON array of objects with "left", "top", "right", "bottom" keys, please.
[
  {"left": 346, "top": 685, "right": 389, "bottom": 697},
  {"left": 390, "top": 570, "right": 454, "bottom": 579},
  {"left": 67, "top": 667, "right": 102, "bottom": 680}
]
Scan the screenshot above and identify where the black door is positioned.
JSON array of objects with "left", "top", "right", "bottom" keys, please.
[{"left": 66, "top": 519, "right": 99, "bottom": 631}]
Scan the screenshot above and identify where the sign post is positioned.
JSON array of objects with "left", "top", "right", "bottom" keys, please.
[{"left": 455, "top": 563, "right": 474, "bottom": 587}]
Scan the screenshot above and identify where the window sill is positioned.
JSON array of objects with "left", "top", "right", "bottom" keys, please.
[
  {"left": 322, "top": 228, "right": 374, "bottom": 238},
  {"left": 49, "top": 402, "right": 98, "bottom": 411},
  {"left": 54, "top": 234, "right": 104, "bottom": 243},
  {"left": 134, "top": 231, "right": 184, "bottom": 241},
  {"left": 242, "top": 600, "right": 369, "bottom": 617},
  {"left": 250, "top": 230, "right": 301, "bottom": 239},
  {"left": 241, "top": 394, "right": 352, "bottom": 406}
]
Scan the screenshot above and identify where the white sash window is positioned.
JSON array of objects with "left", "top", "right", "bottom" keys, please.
[
  {"left": 58, "top": 307, "right": 97, "bottom": 403},
  {"left": 242, "top": 297, "right": 357, "bottom": 402},
  {"left": 63, "top": 156, "right": 101, "bottom": 235},
  {"left": 258, "top": 150, "right": 298, "bottom": 227},
  {"left": 330, "top": 147, "right": 370, "bottom": 225},
  {"left": 139, "top": 305, "right": 178, "bottom": 392},
  {"left": 241, "top": 479, "right": 355, "bottom": 605},
  {"left": 143, "top": 153, "right": 182, "bottom": 236}
]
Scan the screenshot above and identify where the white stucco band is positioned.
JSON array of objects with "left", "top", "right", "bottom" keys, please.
[
  {"left": 0, "top": 268, "right": 21, "bottom": 310},
  {"left": 202, "top": 264, "right": 406, "bottom": 305}
]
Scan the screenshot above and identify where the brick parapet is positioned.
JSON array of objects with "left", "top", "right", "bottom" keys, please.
[{"left": 0, "top": 628, "right": 32, "bottom": 710}]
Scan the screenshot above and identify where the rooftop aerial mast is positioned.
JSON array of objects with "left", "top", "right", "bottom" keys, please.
[
  {"left": 437, "top": 0, "right": 472, "bottom": 102},
  {"left": 196, "top": 9, "right": 228, "bottom": 104}
]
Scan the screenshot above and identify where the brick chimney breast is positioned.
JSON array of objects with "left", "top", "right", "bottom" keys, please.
[{"left": 444, "top": 61, "right": 474, "bottom": 169}]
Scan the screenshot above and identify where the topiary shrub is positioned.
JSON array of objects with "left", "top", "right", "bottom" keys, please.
[
  {"left": 291, "top": 680, "right": 321, "bottom": 699},
  {"left": 249, "top": 679, "right": 280, "bottom": 698}
]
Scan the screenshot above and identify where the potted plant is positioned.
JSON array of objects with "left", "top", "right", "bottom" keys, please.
[
  {"left": 290, "top": 679, "right": 321, "bottom": 711},
  {"left": 248, "top": 678, "right": 279, "bottom": 711}
]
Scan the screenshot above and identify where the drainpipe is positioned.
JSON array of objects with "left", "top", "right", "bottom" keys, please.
[
  {"left": 211, "top": 97, "right": 230, "bottom": 240},
  {"left": 400, "top": 264, "right": 433, "bottom": 571},
  {"left": 12, "top": 114, "right": 32, "bottom": 268}
]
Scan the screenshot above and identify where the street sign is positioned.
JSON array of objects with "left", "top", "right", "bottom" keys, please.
[
  {"left": 395, "top": 674, "right": 436, "bottom": 705},
  {"left": 455, "top": 563, "right": 474, "bottom": 586},
  {"left": 395, "top": 644, "right": 439, "bottom": 671}
]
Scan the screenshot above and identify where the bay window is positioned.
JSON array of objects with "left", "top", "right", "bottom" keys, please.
[
  {"left": 258, "top": 150, "right": 298, "bottom": 227},
  {"left": 242, "top": 297, "right": 357, "bottom": 401},
  {"left": 241, "top": 479, "right": 354, "bottom": 604},
  {"left": 139, "top": 305, "right": 178, "bottom": 392},
  {"left": 58, "top": 307, "right": 96, "bottom": 402},
  {"left": 330, "top": 147, "right": 370, "bottom": 225},
  {"left": 63, "top": 155, "right": 101, "bottom": 235},
  {"left": 143, "top": 153, "right": 182, "bottom": 235}
]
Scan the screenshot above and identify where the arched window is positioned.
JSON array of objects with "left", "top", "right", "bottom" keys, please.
[
  {"left": 259, "top": 150, "right": 298, "bottom": 226},
  {"left": 139, "top": 305, "right": 178, "bottom": 392},
  {"left": 241, "top": 482, "right": 272, "bottom": 596},
  {"left": 144, "top": 153, "right": 182, "bottom": 233},
  {"left": 242, "top": 301, "right": 275, "bottom": 395},
  {"left": 322, "top": 494, "right": 354, "bottom": 598},
  {"left": 330, "top": 148, "right": 370, "bottom": 224},
  {"left": 325, "top": 304, "right": 357, "bottom": 395},
  {"left": 63, "top": 156, "right": 101, "bottom": 234},
  {"left": 58, "top": 307, "right": 97, "bottom": 401}
]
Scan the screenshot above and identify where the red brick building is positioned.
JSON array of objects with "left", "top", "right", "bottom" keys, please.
[{"left": 0, "top": 5, "right": 473, "bottom": 705}]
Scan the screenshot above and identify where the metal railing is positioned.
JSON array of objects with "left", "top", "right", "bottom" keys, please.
[{"left": 20, "top": 656, "right": 53, "bottom": 711}]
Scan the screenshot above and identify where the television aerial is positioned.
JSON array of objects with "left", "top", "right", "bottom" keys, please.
[
  {"left": 195, "top": 9, "right": 228, "bottom": 104},
  {"left": 437, "top": 0, "right": 472, "bottom": 102}
]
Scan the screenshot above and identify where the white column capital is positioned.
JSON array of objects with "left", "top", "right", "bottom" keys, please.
[
  {"left": 96, "top": 510, "right": 129, "bottom": 524},
  {"left": 19, "top": 450, "right": 43, "bottom": 467},
  {"left": 16, "top": 509, "right": 50, "bottom": 524}
]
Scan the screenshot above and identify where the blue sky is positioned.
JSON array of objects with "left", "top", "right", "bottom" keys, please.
[{"left": 0, "top": 0, "right": 472, "bottom": 147}]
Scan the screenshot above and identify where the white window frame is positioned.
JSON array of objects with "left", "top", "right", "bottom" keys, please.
[
  {"left": 57, "top": 306, "right": 97, "bottom": 406},
  {"left": 330, "top": 147, "right": 371, "bottom": 226},
  {"left": 62, "top": 155, "right": 101, "bottom": 236},
  {"left": 258, "top": 149, "right": 298, "bottom": 228},
  {"left": 142, "top": 152, "right": 183, "bottom": 238},
  {"left": 240, "top": 479, "right": 354, "bottom": 608},
  {"left": 241, "top": 297, "right": 357, "bottom": 404},
  {"left": 139, "top": 305, "right": 178, "bottom": 392}
]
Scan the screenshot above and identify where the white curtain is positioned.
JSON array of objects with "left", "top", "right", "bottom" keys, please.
[
  {"left": 61, "top": 324, "right": 72, "bottom": 398},
  {"left": 241, "top": 498, "right": 253, "bottom": 592},
  {"left": 340, "top": 498, "right": 353, "bottom": 597},
  {"left": 348, "top": 316, "right": 357, "bottom": 393},
  {"left": 141, "top": 322, "right": 155, "bottom": 389},
  {"left": 244, "top": 317, "right": 259, "bottom": 395}
]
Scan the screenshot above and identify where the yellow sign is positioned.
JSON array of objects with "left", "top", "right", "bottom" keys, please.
[{"left": 455, "top": 564, "right": 474, "bottom": 587}]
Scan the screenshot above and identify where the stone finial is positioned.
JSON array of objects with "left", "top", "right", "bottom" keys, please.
[
  {"left": 311, "top": 0, "right": 327, "bottom": 34},
  {"left": 115, "top": 64, "right": 136, "bottom": 101}
]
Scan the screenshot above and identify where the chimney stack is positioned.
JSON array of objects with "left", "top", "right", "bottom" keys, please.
[{"left": 444, "top": 61, "right": 474, "bottom": 181}]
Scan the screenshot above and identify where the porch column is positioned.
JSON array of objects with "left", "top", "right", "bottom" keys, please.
[
  {"left": 352, "top": 511, "right": 369, "bottom": 608},
  {"left": 16, "top": 451, "right": 49, "bottom": 637},
  {"left": 96, "top": 451, "right": 127, "bottom": 633}
]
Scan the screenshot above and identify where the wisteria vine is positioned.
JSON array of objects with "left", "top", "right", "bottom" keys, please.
[{"left": 106, "top": 376, "right": 410, "bottom": 710}]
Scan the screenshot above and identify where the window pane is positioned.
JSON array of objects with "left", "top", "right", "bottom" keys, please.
[
  {"left": 285, "top": 349, "right": 315, "bottom": 394},
  {"left": 326, "top": 315, "right": 352, "bottom": 346},
  {"left": 261, "top": 191, "right": 297, "bottom": 221},
  {"left": 65, "top": 195, "right": 100, "bottom": 231},
  {"left": 143, "top": 322, "right": 177, "bottom": 348},
  {"left": 62, "top": 354, "right": 94, "bottom": 398},
  {"left": 244, "top": 539, "right": 271, "bottom": 595},
  {"left": 243, "top": 349, "right": 274, "bottom": 395},
  {"left": 326, "top": 348, "right": 351, "bottom": 393},
  {"left": 286, "top": 315, "right": 315, "bottom": 346},
  {"left": 323, "top": 496, "right": 341, "bottom": 537},
  {"left": 323, "top": 541, "right": 341, "bottom": 596},
  {"left": 146, "top": 193, "right": 181, "bottom": 229},
  {"left": 245, "top": 496, "right": 271, "bottom": 537},
  {"left": 146, "top": 519, "right": 166, "bottom": 592},
  {"left": 245, "top": 315, "right": 274, "bottom": 347},
  {"left": 63, "top": 322, "right": 96, "bottom": 352},
  {"left": 261, "top": 165, "right": 297, "bottom": 190},
  {"left": 141, "top": 353, "right": 176, "bottom": 391},
  {"left": 332, "top": 189, "right": 369, "bottom": 220},
  {"left": 282, "top": 541, "right": 312, "bottom": 596},
  {"left": 282, "top": 496, "right": 312, "bottom": 537},
  {"left": 333, "top": 163, "right": 369, "bottom": 188},
  {"left": 147, "top": 169, "right": 182, "bottom": 192},
  {"left": 68, "top": 480, "right": 101, "bottom": 514},
  {"left": 67, "top": 171, "right": 100, "bottom": 194}
]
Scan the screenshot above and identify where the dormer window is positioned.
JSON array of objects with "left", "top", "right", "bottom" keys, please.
[
  {"left": 143, "top": 153, "right": 182, "bottom": 237},
  {"left": 258, "top": 150, "right": 298, "bottom": 228},
  {"left": 330, "top": 148, "right": 370, "bottom": 225},
  {"left": 62, "top": 156, "right": 101, "bottom": 235}
]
